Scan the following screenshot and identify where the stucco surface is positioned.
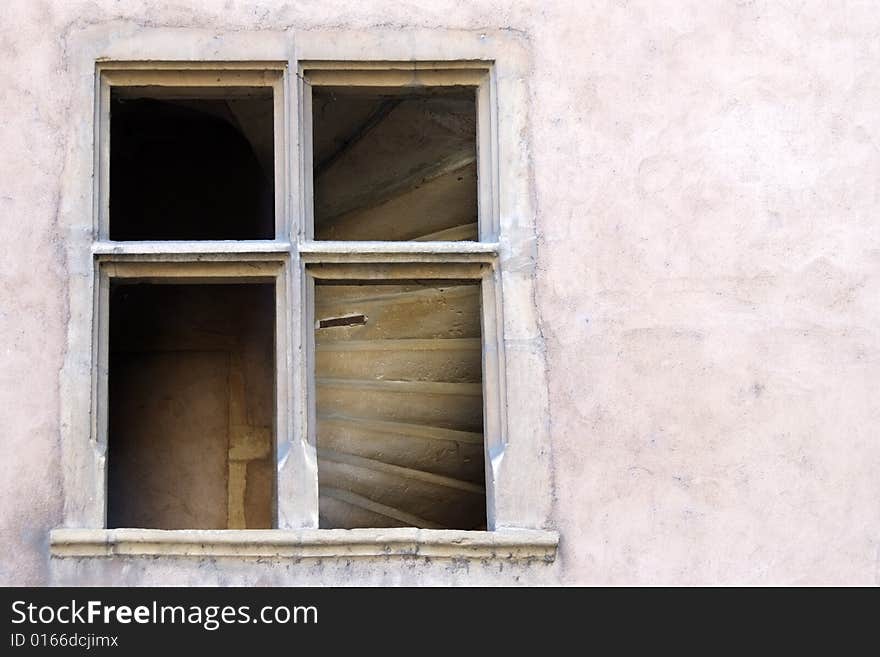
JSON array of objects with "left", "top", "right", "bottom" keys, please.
[{"left": 1, "top": 0, "right": 878, "bottom": 585}]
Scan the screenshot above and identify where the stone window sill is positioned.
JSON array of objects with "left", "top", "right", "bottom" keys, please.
[{"left": 50, "top": 528, "right": 559, "bottom": 561}]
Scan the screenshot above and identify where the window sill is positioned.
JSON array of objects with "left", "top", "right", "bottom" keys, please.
[{"left": 50, "top": 528, "right": 558, "bottom": 561}]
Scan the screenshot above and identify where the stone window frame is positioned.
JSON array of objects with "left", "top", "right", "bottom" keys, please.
[
  {"left": 52, "top": 28, "right": 556, "bottom": 561},
  {"left": 91, "top": 63, "right": 291, "bottom": 532}
]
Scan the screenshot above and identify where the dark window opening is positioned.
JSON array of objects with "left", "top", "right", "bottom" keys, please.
[
  {"left": 109, "top": 87, "right": 274, "bottom": 240},
  {"left": 312, "top": 86, "right": 477, "bottom": 241},
  {"left": 107, "top": 282, "right": 275, "bottom": 529},
  {"left": 314, "top": 279, "right": 486, "bottom": 530}
]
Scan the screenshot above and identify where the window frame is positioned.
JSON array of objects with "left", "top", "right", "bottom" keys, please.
[
  {"left": 292, "top": 62, "right": 506, "bottom": 530},
  {"left": 54, "top": 33, "right": 556, "bottom": 560},
  {"left": 96, "top": 64, "right": 289, "bottom": 241},
  {"left": 89, "top": 62, "right": 292, "bottom": 528},
  {"left": 87, "top": 61, "right": 506, "bottom": 532}
]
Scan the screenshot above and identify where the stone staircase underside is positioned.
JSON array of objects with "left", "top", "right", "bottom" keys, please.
[{"left": 312, "top": 86, "right": 486, "bottom": 529}]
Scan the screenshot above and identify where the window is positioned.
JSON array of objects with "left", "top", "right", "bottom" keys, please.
[
  {"left": 94, "top": 65, "right": 289, "bottom": 531},
  {"left": 300, "top": 62, "right": 510, "bottom": 532},
  {"left": 90, "top": 62, "right": 499, "bottom": 532},
  {"left": 54, "top": 43, "right": 555, "bottom": 563},
  {"left": 306, "top": 69, "right": 493, "bottom": 530},
  {"left": 94, "top": 62, "right": 498, "bottom": 532}
]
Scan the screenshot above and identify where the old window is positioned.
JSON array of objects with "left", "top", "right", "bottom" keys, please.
[
  {"left": 54, "top": 46, "right": 555, "bottom": 563},
  {"left": 307, "top": 75, "right": 491, "bottom": 529},
  {"left": 93, "top": 63, "right": 498, "bottom": 532},
  {"left": 298, "top": 64, "right": 503, "bottom": 531},
  {"left": 95, "top": 66, "right": 288, "bottom": 530}
]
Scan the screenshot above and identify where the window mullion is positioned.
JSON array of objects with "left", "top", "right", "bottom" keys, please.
[{"left": 277, "top": 244, "right": 320, "bottom": 529}]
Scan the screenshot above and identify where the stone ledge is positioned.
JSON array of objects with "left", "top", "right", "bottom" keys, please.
[{"left": 50, "top": 528, "right": 558, "bottom": 561}]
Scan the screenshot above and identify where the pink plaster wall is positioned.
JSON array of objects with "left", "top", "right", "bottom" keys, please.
[{"left": 1, "top": 0, "right": 878, "bottom": 585}]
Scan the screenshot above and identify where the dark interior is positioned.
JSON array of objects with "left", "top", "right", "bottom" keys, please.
[
  {"left": 107, "top": 282, "right": 275, "bottom": 529},
  {"left": 109, "top": 88, "right": 274, "bottom": 240}
]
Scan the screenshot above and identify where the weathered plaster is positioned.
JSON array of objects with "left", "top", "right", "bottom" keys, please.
[{"left": 2, "top": 0, "right": 879, "bottom": 585}]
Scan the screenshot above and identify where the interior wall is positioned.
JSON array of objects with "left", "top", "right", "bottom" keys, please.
[{"left": 107, "top": 284, "right": 275, "bottom": 530}]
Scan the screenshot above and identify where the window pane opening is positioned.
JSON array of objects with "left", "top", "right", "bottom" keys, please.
[
  {"left": 314, "top": 279, "right": 486, "bottom": 530},
  {"left": 109, "top": 86, "right": 275, "bottom": 240},
  {"left": 312, "top": 86, "right": 477, "bottom": 241},
  {"left": 107, "top": 282, "right": 276, "bottom": 529}
]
